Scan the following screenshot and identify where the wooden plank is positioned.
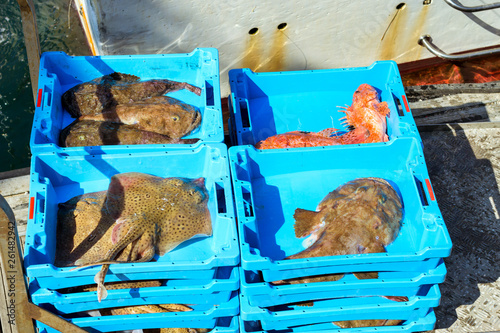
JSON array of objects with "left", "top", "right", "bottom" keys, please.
[{"left": 0, "top": 175, "right": 30, "bottom": 198}]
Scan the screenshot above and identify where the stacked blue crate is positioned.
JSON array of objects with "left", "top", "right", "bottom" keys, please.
[
  {"left": 227, "top": 63, "right": 452, "bottom": 332},
  {"left": 25, "top": 50, "right": 240, "bottom": 332},
  {"left": 30, "top": 50, "right": 224, "bottom": 155}
]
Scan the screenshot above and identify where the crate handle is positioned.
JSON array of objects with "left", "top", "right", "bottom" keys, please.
[
  {"left": 414, "top": 176, "right": 436, "bottom": 206},
  {"left": 205, "top": 80, "right": 214, "bottom": 106},
  {"left": 392, "top": 94, "right": 405, "bottom": 117},
  {"left": 240, "top": 185, "right": 254, "bottom": 218},
  {"left": 215, "top": 182, "right": 227, "bottom": 214},
  {"left": 238, "top": 100, "right": 251, "bottom": 128}
]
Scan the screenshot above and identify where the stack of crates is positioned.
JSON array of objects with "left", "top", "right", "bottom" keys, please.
[
  {"left": 24, "top": 50, "right": 240, "bottom": 332},
  {"left": 227, "top": 63, "right": 452, "bottom": 332}
]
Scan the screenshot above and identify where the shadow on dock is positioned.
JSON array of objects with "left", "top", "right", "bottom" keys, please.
[{"left": 419, "top": 123, "right": 500, "bottom": 330}]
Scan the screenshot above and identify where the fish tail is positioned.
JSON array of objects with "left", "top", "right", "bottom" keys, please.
[
  {"left": 94, "top": 264, "right": 109, "bottom": 302},
  {"left": 97, "top": 284, "right": 108, "bottom": 303},
  {"left": 183, "top": 82, "right": 202, "bottom": 96},
  {"left": 94, "top": 265, "right": 109, "bottom": 303}
]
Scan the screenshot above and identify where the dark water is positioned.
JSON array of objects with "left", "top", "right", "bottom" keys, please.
[{"left": 0, "top": 0, "right": 90, "bottom": 173}]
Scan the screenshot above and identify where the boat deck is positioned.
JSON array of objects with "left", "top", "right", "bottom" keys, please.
[{"left": 1, "top": 86, "right": 499, "bottom": 332}]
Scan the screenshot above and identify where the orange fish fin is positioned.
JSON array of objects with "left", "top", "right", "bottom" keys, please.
[
  {"left": 111, "top": 218, "right": 128, "bottom": 244},
  {"left": 293, "top": 208, "right": 323, "bottom": 239},
  {"left": 378, "top": 101, "right": 391, "bottom": 116}
]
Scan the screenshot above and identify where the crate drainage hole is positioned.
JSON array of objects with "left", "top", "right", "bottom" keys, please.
[
  {"left": 277, "top": 22, "right": 287, "bottom": 30},
  {"left": 248, "top": 27, "right": 259, "bottom": 35}
]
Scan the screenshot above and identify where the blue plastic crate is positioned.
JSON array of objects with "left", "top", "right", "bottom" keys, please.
[
  {"left": 30, "top": 267, "right": 222, "bottom": 290},
  {"left": 30, "top": 266, "right": 239, "bottom": 314},
  {"left": 35, "top": 295, "right": 239, "bottom": 332},
  {"left": 24, "top": 143, "right": 239, "bottom": 289},
  {"left": 228, "top": 61, "right": 419, "bottom": 147},
  {"left": 241, "top": 260, "right": 446, "bottom": 307},
  {"left": 31, "top": 49, "right": 223, "bottom": 154},
  {"left": 240, "top": 284, "right": 440, "bottom": 331},
  {"left": 36, "top": 317, "right": 239, "bottom": 333},
  {"left": 240, "top": 310, "right": 436, "bottom": 332},
  {"left": 228, "top": 138, "right": 452, "bottom": 278},
  {"left": 36, "top": 317, "right": 240, "bottom": 333}
]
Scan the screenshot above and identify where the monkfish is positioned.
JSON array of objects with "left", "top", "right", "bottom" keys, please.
[
  {"left": 255, "top": 84, "right": 390, "bottom": 149},
  {"left": 62, "top": 72, "right": 202, "bottom": 117},
  {"left": 72, "top": 173, "right": 212, "bottom": 302},
  {"left": 60, "top": 120, "right": 199, "bottom": 147},
  {"left": 275, "top": 177, "right": 402, "bottom": 285},
  {"left": 78, "top": 96, "right": 202, "bottom": 139}
]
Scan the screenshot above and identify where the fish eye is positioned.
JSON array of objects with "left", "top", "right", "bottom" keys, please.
[{"left": 172, "top": 115, "right": 180, "bottom": 121}]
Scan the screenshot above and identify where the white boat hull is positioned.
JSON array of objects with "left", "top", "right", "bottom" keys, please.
[{"left": 74, "top": 0, "right": 500, "bottom": 96}]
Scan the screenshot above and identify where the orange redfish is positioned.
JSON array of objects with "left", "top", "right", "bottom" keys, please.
[{"left": 256, "top": 84, "right": 390, "bottom": 149}]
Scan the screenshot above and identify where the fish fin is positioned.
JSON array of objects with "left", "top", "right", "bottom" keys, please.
[
  {"left": 97, "top": 284, "right": 108, "bottom": 303},
  {"left": 94, "top": 266, "right": 109, "bottom": 302},
  {"left": 293, "top": 208, "right": 323, "bottom": 239},
  {"left": 353, "top": 272, "right": 379, "bottom": 279},
  {"left": 378, "top": 101, "right": 391, "bottom": 116},
  {"left": 108, "top": 72, "right": 140, "bottom": 82},
  {"left": 111, "top": 218, "right": 128, "bottom": 244}
]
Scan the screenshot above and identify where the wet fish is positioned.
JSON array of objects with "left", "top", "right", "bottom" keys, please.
[
  {"left": 78, "top": 96, "right": 202, "bottom": 138},
  {"left": 74, "top": 173, "right": 212, "bottom": 302},
  {"left": 338, "top": 83, "right": 390, "bottom": 143},
  {"left": 55, "top": 191, "right": 136, "bottom": 267},
  {"left": 62, "top": 72, "right": 202, "bottom": 117},
  {"left": 107, "top": 304, "right": 193, "bottom": 315},
  {"left": 334, "top": 319, "right": 403, "bottom": 328},
  {"left": 59, "top": 280, "right": 162, "bottom": 295},
  {"left": 292, "top": 300, "right": 405, "bottom": 328},
  {"left": 255, "top": 84, "right": 390, "bottom": 149},
  {"left": 255, "top": 131, "right": 342, "bottom": 149},
  {"left": 60, "top": 120, "right": 199, "bottom": 147},
  {"left": 276, "top": 177, "right": 402, "bottom": 284}
]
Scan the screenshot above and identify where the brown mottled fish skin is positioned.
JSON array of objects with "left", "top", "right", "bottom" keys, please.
[
  {"left": 292, "top": 302, "right": 404, "bottom": 328},
  {"left": 59, "top": 280, "right": 162, "bottom": 294},
  {"left": 76, "top": 173, "right": 212, "bottom": 302},
  {"left": 55, "top": 191, "right": 137, "bottom": 267},
  {"left": 61, "top": 72, "right": 202, "bottom": 117},
  {"left": 276, "top": 178, "right": 402, "bottom": 285},
  {"left": 271, "top": 271, "right": 378, "bottom": 285},
  {"left": 60, "top": 120, "right": 199, "bottom": 147},
  {"left": 108, "top": 303, "right": 193, "bottom": 315},
  {"left": 78, "top": 96, "right": 202, "bottom": 139}
]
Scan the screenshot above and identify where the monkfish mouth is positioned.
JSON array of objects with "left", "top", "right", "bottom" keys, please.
[{"left": 191, "top": 111, "right": 201, "bottom": 127}]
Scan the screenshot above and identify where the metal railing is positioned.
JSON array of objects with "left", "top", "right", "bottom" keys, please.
[
  {"left": 444, "top": 0, "right": 500, "bottom": 12},
  {"left": 419, "top": 35, "right": 500, "bottom": 61}
]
